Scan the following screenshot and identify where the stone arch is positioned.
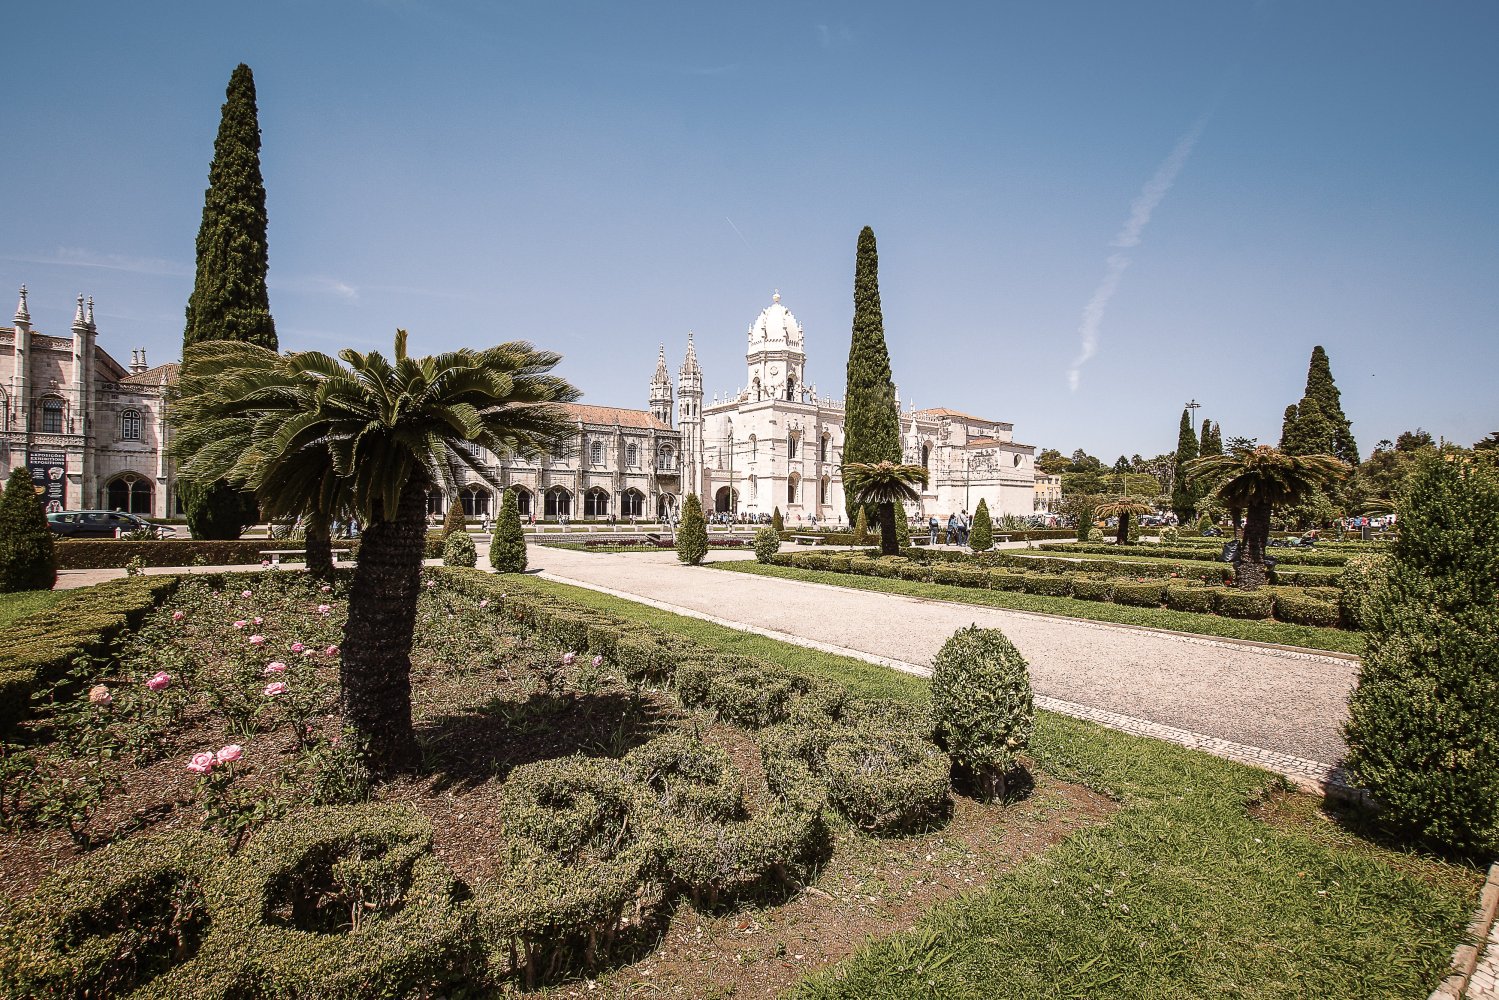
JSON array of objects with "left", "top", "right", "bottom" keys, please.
[
  {"left": 544, "top": 486, "right": 573, "bottom": 519},
  {"left": 106, "top": 473, "right": 153, "bottom": 515}
]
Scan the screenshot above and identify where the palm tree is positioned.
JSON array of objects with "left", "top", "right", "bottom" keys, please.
[
  {"left": 172, "top": 332, "right": 580, "bottom": 773},
  {"left": 1186, "top": 445, "right": 1347, "bottom": 590},
  {"left": 1093, "top": 496, "right": 1153, "bottom": 546},
  {"left": 841, "top": 461, "right": 929, "bottom": 556}
]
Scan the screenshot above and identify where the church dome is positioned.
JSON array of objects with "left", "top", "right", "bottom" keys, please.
[{"left": 747, "top": 291, "right": 803, "bottom": 348}]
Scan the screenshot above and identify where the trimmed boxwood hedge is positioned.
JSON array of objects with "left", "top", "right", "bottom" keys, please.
[
  {"left": 1070, "top": 577, "right": 1114, "bottom": 602},
  {"left": 1214, "top": 589, "right": 1276, "bottom": 620},
  {"left": 1165, "top": 585, "right": 1216, "bottom": 614},
  {"left": 51, "top": 536, "right": 447, "bottom": 570},
  {"left": 1058, "top": 542, "right": 1350, "bottom": 567}
]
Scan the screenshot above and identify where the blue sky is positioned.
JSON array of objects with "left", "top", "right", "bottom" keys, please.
[{"left": 4, "top": 1, "right": 1495, "bottom": 460}]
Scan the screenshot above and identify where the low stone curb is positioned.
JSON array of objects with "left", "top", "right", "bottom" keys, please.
[{"left": 1430, "top": 863, "right": 1499, "bottom": 1000}]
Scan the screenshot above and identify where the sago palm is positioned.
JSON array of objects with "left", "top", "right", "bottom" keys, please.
[
  {"left": 172, "top": 331, "right": 580, "bottom": 772},
  {"left": 1093, "top": 496, "right": 1153, "bottom": 546},
  {"left": 841, "top": 461, "right": 929, "bottom": 556},
  {"left": 1186, "top": 445, "right": 1347, "bottom": 590}
]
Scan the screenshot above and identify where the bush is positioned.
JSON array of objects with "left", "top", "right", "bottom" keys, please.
[
  {"left": 771, "top": 507, "right": 784, "bottom": 534},
  {"left": 969, "top": 499, "right": 993, "bottom": 552},
  {"left": 1272, "top": 590, "right": 1340, "bottom": 628},
  {"left": 1071, "top": 577, "right": 1114, "bottom": 602},
  {"left": 824, "top": 727, "right": 951, "bottom": 833},
  {"left": 986, "top": 570, "right": 1028, "bottom": 592},
  {"left": 1345, "top": 456, "right": 1499, "bottom": 857},
  {"left": 0, "top": 466, "right": 55, "bottom": 592},
  {"left": 1110, "top": 580, "right": 1165, "bottom": 607},
  {"left": 1164, "top": 585, "right": 1216, "bottom": 614},
  {"left": 1337, "top": 553, "right": 1390, "bottom": 631},
  {"left": 852, "top": 508, "right": 869, "bottom": 545},
  {"left": 441, "top": 502, "right": 467, "bottom": 539},
  {"left": 442, "top": 530, "right": 477, "bottom": 567},
  {"left": 676, "top": 494, "right": 708, "bottom": 565},
  {"left": 753, "top": 526, "right": 781, "bottom": 564},
  {"left": 1213, "top": 589, "right": 1275, "bottom": 620},
  {"left": 490, "top": 488, "right": 528, "bottom": 573},
  {"left": 931, "top": 564, "right": 986, "bottom": 588},
  {"left": 1020, "top": 574, "right": 1072, "bottom": 598},
  {"left": 929, "top": 625, "right": 1034, "bottom": 799}
]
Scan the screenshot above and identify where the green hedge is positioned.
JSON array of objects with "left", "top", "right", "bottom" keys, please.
[
  {"left": 0, "top": 575, "right": 180, "bottom": 734},
  {"left": 1214, "top": 589, "right": 1275, "bottom": 620},
  {"left": 52, "top": 537, "right": 445, "bottom": 570},
  {"left": 1165, "top": 585, "right": 1216, "bottom": 614},
  {"left": 1057, "top": 542, "right": 1350, "bottom": 567}
]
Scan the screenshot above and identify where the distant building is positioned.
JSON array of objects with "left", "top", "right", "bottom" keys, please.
[{"left": 1034, "top": 473, "right": 1062, "bottom": 512}]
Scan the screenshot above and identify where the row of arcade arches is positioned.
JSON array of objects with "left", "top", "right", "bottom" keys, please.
[{"left": 423, "top": 485, "right": 671, "bottom": 520}]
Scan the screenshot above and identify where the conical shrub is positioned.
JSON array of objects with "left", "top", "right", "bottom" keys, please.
[
  {"left": 490, "top": 488, "right": 527, "bottom": 573},
  {"left": 0, "top": 467, "right": 57, "bottom": 592}
]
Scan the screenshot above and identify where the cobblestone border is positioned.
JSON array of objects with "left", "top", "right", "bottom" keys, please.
[{"left": 1430, "top": 862, "right": 1499, "bottom": 1000}]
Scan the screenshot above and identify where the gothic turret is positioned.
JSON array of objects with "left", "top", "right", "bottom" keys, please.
[
  {"left": 745, "top": 290, "right": 806, "bottom": 403},
  {"left": 678, "top": 333, "right": 704, "bottom": 500},
  {"left": 11, "top": 286, "right": 31, "bottom": 434},
  {"left": 649, "top": 344, "right": 673, "bottom": 426}
]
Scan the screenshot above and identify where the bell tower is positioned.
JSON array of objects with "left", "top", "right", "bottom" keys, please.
[{"left": 745, "top": 290, "right": 805, "bottom": 403}]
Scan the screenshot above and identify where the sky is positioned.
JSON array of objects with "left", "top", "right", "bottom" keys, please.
[{"left": 3, "top": 1, "right": 1496, "bottom": 461}]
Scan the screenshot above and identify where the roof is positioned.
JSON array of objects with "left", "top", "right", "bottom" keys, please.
[
  {"left": 562, "top": 403, "right": 671, "bottom": 431},
  {"left": 911, "top": 406, "right": 1009, "bottom": 427},
  {"left": 119, "top": 363, "right": 180, "bottom": 386}
]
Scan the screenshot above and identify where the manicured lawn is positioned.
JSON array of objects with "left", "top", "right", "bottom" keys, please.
[
  {"left": 712, "top": 561, "right": 1366, "bottom": 656},
  {"left": 502, "top": 575, "right": 1479, "bottom": 1000},
  {"left": 0, "top": 589, "right": 66, "bottom": 631}
]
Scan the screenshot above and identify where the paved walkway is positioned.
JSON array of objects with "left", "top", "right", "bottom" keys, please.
[{"left": 529, "top": 546, "right": 1359, "bottom": 789}]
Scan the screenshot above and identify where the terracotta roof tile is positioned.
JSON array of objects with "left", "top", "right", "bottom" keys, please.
[
  {"left": 562, "top": 403, "right": 671, "bottom": 430},
  {"left": 120, "top": 363, "right": 180, "bottom": 386}
]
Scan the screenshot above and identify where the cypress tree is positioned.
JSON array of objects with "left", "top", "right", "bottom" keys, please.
[
  {"left": 969, "top": 499, "right": 994, "bottom": 552},
  {"left": 1170, "top": 408, "right": 1199, "bottom": 523},
  {"left": 843, "top": 226, "right": 901, "bottom": 524},
  {"left": 442, "top": 501, "right": 467, "bottom": 538},
  {"left": 0, "top": 467, "right": 57, "bottom": 592},
  {"left": 1282, "top": 396, "right": 1334, "bottom": 457},
  {"left": 490, "top": 488, "right": 527, "bottom": 572},
  {"left": 894, "top": 507, "right": 911, "bottom": 549},
  {"left": 771, "top": 507, "right": 784, "bottom": 534},
  {"left": 1302, "top": 346, "right": 1359, "bottom": 465},
  {"left": 676, "top": 493, "right": 708, "bottom": 565},
  {"left": 1279, "top": 404, "right": 1300, "bottom": 451},
  {"left": 1344, "top": 455, "right": 1499, "bottom": 856},
  {"left": 852, "top": 507, "right": 870, "bottom": 545},
  {"left": 1205, "top": 421, "right": 1223, "bottom": 456},
  {"left": 180, "top": 64, "right": 276, "bottom": 539}
]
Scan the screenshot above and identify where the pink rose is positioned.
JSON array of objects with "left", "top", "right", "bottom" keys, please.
[
  {"left": 241, "top": 590, "right": 253, "bottom": 598},
  {"left": 264, "top": 661, "right": 288, "bottom": 675},
  {"left": 479, "top": 598, "right": 489, "bottom": 608},
  {"left": 264, "top": 681, "right": 288, "bottom": 697},
  {"left": 253, "top": 617, "right": 263, "bottom": 625},
  {"left": 325, "top": 645, "right": 340, "bottom": 657},
  {"left": 187, "top": 752, "right": 216, "bottom": 774},
  {"left": 317, "top": 604, "right": 331, "bottom": 615},
  {"left": 592, "top": 655, "right": 603, "bottom": 668},
  {"left": 291, "top": 642, "right": 305, "bottom": 653},
  {"left": 145, "top": 671, "right": 171, "bottom": 691},
  {"left": 320, "top": 584, "right": 332, "bottom": 593},
  {"left": 425, "top": 580, "right": 436, "bottom": 589},
  {"left": 261, "top": 559, "right": 271, "bottom": 568},
  {"left": 249, "top": 634, "right": 266, "bottom": 646},
  {"left": 89, "top": 684, "right": 112, "bottom": 706},
  {"left": 562, "top": 651, "right": 577, "bottom": 666},
  {"left": 172, "top": 610, "right": 185, "bottom": 622},
  {"left": 233, "top": 620, "right": 248, "bottom": 629},
  {"left": 216, "top": 744, "right": 243, "bottom": 764}
]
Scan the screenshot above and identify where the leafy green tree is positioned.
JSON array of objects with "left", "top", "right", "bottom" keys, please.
[
  {"left": 1344, "top": 455, "right": 1499, "bottom": 857},
  {"left": 1281, "top": 395, "right": 1334, "bottom": 457},
  {"left": 1473, "top": 431, "right": 1499, "bottom": 454},
  {"left": 842, "top": 462, "right": 929, "bottom": 556},
  {"left": 1095, "top": 496, "right": 1152, "bottom": 546},
  {"left": 1397, "top": 428, "right": 1435, "bottom": 452},
  {"left": 969, "top": 498, "right": 994, "bottom": 551},
  {"left": 1200, "top": 419, "right": 1222, "bottom": 457},
  {"left": 676, "top": 493, "right": 708, "bottom": 565},
  {"left": 1171, "top": 408, "right": 1199, "bottom": 524},
  {"left": 842, "top": 226, "right": 901, "bottom": 524},
  {"left": 180, "top": 64, "right": 278, "bottom": 539},
  {"left": 893, "top": 507, "right": 911, "bottom": 549},
  {"left": 1187, "top": 446, "right": 1347, "bottom": 590},
  {"left": 771, "top": 506, "right": 784, "bottom": 534},
  {"left": 1302, "top": 346, "right": 1358, "bottom": 465},
  {"left": 1035, "top": 448, "right": 1069, "bottom": 475},
  {"left": 442, "top": 501, "right": 466, "bottom": 538},
  {"left": 171, "top": 332, "right": 579, "bottom": 774},
  {"left": 490, "top": 488, "right": 527, "bottom": 573},
  {"left": 1112, "top": 455, "right": 1131, "bottom": 475},
  {"left": 0, "top": 467, "right": 56, "bottom": 592}
]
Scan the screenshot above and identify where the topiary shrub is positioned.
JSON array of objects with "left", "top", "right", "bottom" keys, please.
[
  {"left": 1165, "top": 585, "right": 1216, "bottom": 614},
  {"left": 676, "top": 494, "right": 708, "bottom": 565},
  {"left": 931, "top": 564, "right": 984, "bottom": 587},
  {"left": 929, "top": 625, "right": 1034, "bottom": 800},
  {"left": 895, "top": 560, "right": 930, "bottom": 582},
  {"left": 490, "top": 488, "right": 528, "bottom": 573},
  {"left": 1213, "top": 589, "right": 1274, "bottom": 620},
  {"left": 1337, "top": 553, "right": 1390, "bottom": 631},
  {"left": 1071, "top": 577, "right": 1114, "bottom": 602},
  {"left": 1021, "top": 574, "right": 1072, "bottom": 598},
  {"left": 969, "top": 499, "right": 993, "bottom": 552},
  {"left": 852, "top": 508, "right": 869, "bottom": 545},
  {"left": 442, "top": 530, "right": 477, "bottom": 567},
  {"left": 753, "top": 526, "right": 781, "bottom": 564},
  {"left": 442, "top": 501, "right": 467, "bottom": 539},
  {"left": 986, "top": 570, "right": 1027, "bottom": 592},
  {"left": 1272, "top": 590, "right": 1340, "bottom": 628},
  {"left": 1110, "top": 580, "right": 1166, "bottom": 607},
  {"left": 704, "top": 663, "right": 796, "bottom": 728},
  {"left": 0, "top": 466, "right": 56, "bottom": 592},
  {"left": 771, "top": 507, "right": 784, "bottom": 534},
  {"left": 824, "top": 727, "right": 951, "bottom": 834},
  {"left": 1345, "top": 455, "right": 1499, "bottom": 857}
]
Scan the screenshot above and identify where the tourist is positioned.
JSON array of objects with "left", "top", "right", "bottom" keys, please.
[
  {"left": 946, "top": 513, "right": 958, "bottom": 546},
  {"left": 928, "top": 515, "right": 939, "bottom": 545}
]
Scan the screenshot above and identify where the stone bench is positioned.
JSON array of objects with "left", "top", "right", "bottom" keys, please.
[
  {"left": 258, "top": 548, "right": 352, "bottom": 566},
  {"left": 790, "top": 534, "right": 824, "bottom": 545}
]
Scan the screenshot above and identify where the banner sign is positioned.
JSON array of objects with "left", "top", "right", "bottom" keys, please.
[{"left": 27, "top": 451, "right": 66, "bottom": 513}]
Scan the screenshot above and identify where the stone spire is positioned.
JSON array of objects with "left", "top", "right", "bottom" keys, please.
[
  {"left": 649, "top": 343, "right": 673, "bottom": 426},
  {"left": 680, "top": 331, "right": 702, "bottom": 379},
  {"left": 73, "top": 293, "right": 87, "bottom": 329},
  {"left": 85, "top": 296, "right": 95, "bottom": 328},
  {"left": 14, "top": 285, "right": 29, "bottom": 323}
]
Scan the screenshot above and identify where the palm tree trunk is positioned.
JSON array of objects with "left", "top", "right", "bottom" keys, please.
[
  {"left": 1116, "top": 512, "right": 1130, "bottom": 546},
  {"left": 304, "top": 512, "right": 334, "bottom": 579},
  {"left": 1235, "top": 502, "right": 1271, "bottom": 590},
  {"left": 878, "top": 502, "right": 899, "bottom": 556},
  {"left": 341, "top": 478, "right": 428, "bottom": 774}
]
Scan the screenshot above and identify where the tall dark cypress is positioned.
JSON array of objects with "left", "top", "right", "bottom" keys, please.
[
  {"left": 1170, "top": 408, "right": 1199, "bottom": 523},
  {"left": 184, "top": 64, "right": 277, "bottom": 349},
  {"left": 179, "top": 64, "right": 275, "bottom": 539},
  {"left": 843, "top": 226, "right": 901, "bottom": 524},
  {"left": 1282, "top": 395, "right": 1334, "bottom": 457},
  {"left": 1302, "top": 346, "right": 1358, "bottom": 465}
]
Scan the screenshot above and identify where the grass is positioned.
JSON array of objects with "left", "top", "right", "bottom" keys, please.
[
  {"left": 0, "top": 589, "right": 66, "bottom": 631},
  {"left": 502, "top": 576, "right": 1479, "bottom": 999},
  {"left": 714, "top": 561, "right": 1366, "bottom": 656}
]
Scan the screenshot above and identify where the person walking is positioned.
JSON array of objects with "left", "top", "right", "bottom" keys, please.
[
  {"left": 958, "top": 509, "right": 971, "bottom": 548},
  {"left": 946, "top": 513, "right": 959, "bottom": 546},
  {"left": 928, "top": 515, "right": 939, "bottom": 546}
]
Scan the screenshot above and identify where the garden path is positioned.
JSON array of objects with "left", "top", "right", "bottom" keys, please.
[{"left": 527, "top": 545, "right": 1359, "bottom": 791}]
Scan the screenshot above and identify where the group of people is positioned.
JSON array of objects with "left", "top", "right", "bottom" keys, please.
[{"left": 931, "top": 510, "right": 975, "bottom": 548}]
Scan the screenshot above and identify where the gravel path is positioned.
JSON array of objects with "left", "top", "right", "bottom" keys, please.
[{"left": 530, "top": 546, "right": 1358, "bottom": 771}]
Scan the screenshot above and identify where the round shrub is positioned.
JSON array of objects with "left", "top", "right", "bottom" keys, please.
[
  {"left": 625, "top": 732, "right": 744, "bottom": 822},
  {"left": 753, "top": 526, "right": 781, "bottom": 564},
  {"left": 824, "top": 727, "right": 951, "bottom": 833},
  {"left": 442, "top": 530, "right": 477, "bottom": 567},
  {"left": 929, "top": 625, "right": 1035, "bottom": 799}
]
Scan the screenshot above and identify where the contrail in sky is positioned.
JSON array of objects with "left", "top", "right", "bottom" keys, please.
[
  {"left": 725, "top": 216, "right": 752, "bottom": 250},
  {"left": 1068, "top": 116, "right": 1209, "bottom": 391}
]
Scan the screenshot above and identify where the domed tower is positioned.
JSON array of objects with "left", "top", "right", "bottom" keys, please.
[
  {"left": 745, "top": 290, "right": 805, "bottom": 403},
  {"left": 649, "top": 344, "right": 673, "bottom": 426},
  {"left": 678, "top": 333, "right": 704, "bottom": 498}
]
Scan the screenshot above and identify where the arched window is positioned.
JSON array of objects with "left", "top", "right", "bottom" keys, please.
[
  {"left": 119, "top": 408, "right": 142, "bottom": 441},
  {"left": 590, "top": 440, "right": 604, "bottom": 465},
  {"left": 40, "top": 398, "right": 64, "bottom": 434},
  {"left": 786, "top": 375, "right": 796, "bottom": 401},
  {"left": 657, "top": 445, "right": 675, "bottom": 471},
  {"left": 787, "top": 431, "right": 799, "bottom": 458},
  {"left": 626, "top": 443, "right": 639, "bottom": 467},
  {"left": 820, "top": 434, "right": 829, "bottom": 463},
  {"left": 106, "top": 475, "right": 153, "bottom": 514},
  {"left": 425, "top": 491, "right": 445, "bottom": 516},
  {"left": 748, "top": 475, "right": 758, "bottom": 501},
  {"left": 511, "top": 487, "right": 532, "bottom": 517},
  {"left": 820, "top": 476, "right": 830, "bottom": 505},
  {"left": 460, "top": 485, "right": 492, "bottom": 517},
  {"left": 749, "top": 434, "right": 757, "bottom": 460},
  {"left": 921, "top": 444, "right": 931, "bottom": 470},
  {"left": 584, "top": 488, "right": 610, "bottom": 518},
  {"left": 787, "top": 472, "right": 800, "bottom": 505},
  {"left": 544, "top": 487, "right": 572, "bottom": 518},
  {"left": 620, "top": 489, "right": 644, "bottom": 518}
]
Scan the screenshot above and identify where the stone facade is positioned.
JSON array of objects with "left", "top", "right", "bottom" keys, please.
[{"left": 1, "top": 287, "right": 178, "bottom": 516}]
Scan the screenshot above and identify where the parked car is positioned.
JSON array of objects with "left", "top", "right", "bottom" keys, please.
[{"left": 47, "top": 510, "right": 176, "bottom": 538}]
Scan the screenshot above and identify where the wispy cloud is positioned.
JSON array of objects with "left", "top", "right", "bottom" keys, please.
[
  {"left": 815, "top": 23, "right": 854, "bottom": 49},
  {"left": 3, "top": 247, "right": 191, "bottom": 277},
  {"left": 1067, "top": 116, "right": 1209, "bottom": 391},
  {"left": 268, "top": 275, "right": 360, "bottom": 302}
]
